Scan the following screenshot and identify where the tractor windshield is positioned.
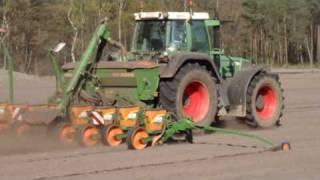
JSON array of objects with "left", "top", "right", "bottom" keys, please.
[
  {"left": 132, "top": 21, "right": 167, "bottom": 52},
  {"left": 168, "top": 20, "right": 187, "bottom": 51},
  {"left": 131, "top": 20, "right": 188, "bottom": 54}
]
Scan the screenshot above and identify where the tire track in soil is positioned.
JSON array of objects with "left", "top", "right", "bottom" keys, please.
[
  {"left": 33, "top": 149, "right": 271, "bottom": 180},
  {"left": 8, "top": 147, "right": 128, "bottom": 164},
  {"left": 285, "top": 104, "right": 320, "bottom": 113}
]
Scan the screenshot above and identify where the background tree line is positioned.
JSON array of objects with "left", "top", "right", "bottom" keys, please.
[{"left": 0, "top": 0, "right": 319, "bottom": 75}]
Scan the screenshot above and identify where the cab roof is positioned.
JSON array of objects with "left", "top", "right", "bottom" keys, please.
[{"left": 134, "top": 12, "right": 210, "bottom": 21}]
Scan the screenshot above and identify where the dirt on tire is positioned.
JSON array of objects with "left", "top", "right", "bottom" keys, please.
[
  {"left": 246, "top": 72, "right": 284, "bottom": 128},
  {"left": 160, "top": 63, "right": 218, "bottom": 125}
]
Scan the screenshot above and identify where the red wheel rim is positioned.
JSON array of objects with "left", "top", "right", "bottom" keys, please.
[
  {"left": 256, "top": 85, "right": 277, "bottom": 120},
  {"left": 82, "top": 127, "right": 99, "bottom": 146},
  {"left": 59, "top": 125, "right": 75, "bottom": 144},
  {"left": 183, "top": 81, "right": 209, "bottom": 122},
  {"left": 106, "top": 127, "right": 123, "bottom": 146}
]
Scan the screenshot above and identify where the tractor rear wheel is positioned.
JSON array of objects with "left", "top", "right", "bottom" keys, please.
[
  {"left": 246, "top": 73, "right": 284, "bottom": 128},
  {"left": 160, "top": 63, "right": 218, "bottom": 125}
]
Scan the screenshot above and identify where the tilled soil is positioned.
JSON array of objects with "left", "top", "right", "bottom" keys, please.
[{"left": 0, "top": 70, "right": 320, "bottom": 180}]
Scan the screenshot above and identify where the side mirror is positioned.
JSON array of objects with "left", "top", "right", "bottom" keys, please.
[{"left": 53, "top": 42, "right": 66, "bottom": 53}]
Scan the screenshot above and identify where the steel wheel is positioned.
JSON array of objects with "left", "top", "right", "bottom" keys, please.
[
  {"left": 101, "top": 125, "right": 124, "bottom": 146},
  {"left": 77, "top": 125, "right": 100, "bottom": 147},
  {"left": 127, "top": 127, "right": 149, "bottom": 150},
  {"left": 58, "top": 123, "right": 76, "bottom": 144}
]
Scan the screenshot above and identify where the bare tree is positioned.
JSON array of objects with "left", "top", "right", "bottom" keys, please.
[
  {"left": 68, "top": 7, "right": 78, "bottom": 63},
  {"left": 118, "top": 0, "right": 127, "bottom": 44},
  {"left": 67, "top": 0, "right": 86, "bottom": 63},
  {"left": 1, "top": 0, "right": 10, "bottom": 69}
]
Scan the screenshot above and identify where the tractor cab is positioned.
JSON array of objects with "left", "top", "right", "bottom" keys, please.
[
  {"left": 130, "top": 12, "right": 221, "bottom": 58},
  {"left": 129, "top": 12, "right": 249, "bottom": 78}
]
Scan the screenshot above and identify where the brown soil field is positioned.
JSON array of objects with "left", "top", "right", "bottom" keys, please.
[{"left": 0, "top": 70, "right": 320, "bottom": 180}]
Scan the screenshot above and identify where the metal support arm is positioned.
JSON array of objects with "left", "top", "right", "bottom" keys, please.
[
  {"left": 58, "top": 20, "right": 111, "bottom": 113},
  {"left": 49, "top": 51, "right": 65, "bottom": 94}
]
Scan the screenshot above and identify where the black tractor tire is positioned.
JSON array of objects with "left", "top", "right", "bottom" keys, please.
[
  {"left": 160, "top": 63, "right": 218, "bottom": 126},
  {"left": 246, "top": 73, "right": 284, "bottom": 128}
]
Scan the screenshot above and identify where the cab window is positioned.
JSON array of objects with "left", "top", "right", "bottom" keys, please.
[
  {"left": 169, "top": 20, "right": 188, "bottom": 51},
  {"left": 190, "top": 21, "right": 209, "bottom": 53}
]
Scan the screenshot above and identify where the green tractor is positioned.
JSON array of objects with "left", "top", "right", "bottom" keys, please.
[{"left": 58, "top": 12, "right": 284, "bottom": 129}]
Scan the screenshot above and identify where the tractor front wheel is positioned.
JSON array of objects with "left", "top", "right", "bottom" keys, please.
[{"left": 246, "top": 73, "right": 284, "bottom": 128}]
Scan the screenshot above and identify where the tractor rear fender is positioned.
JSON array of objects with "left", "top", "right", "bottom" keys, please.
[
  {"left": 227, "top": 65, "right": 270, "bottom": 117},
  {"left": 159, "top": 51, "right": 221, "bottom": 81}
]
